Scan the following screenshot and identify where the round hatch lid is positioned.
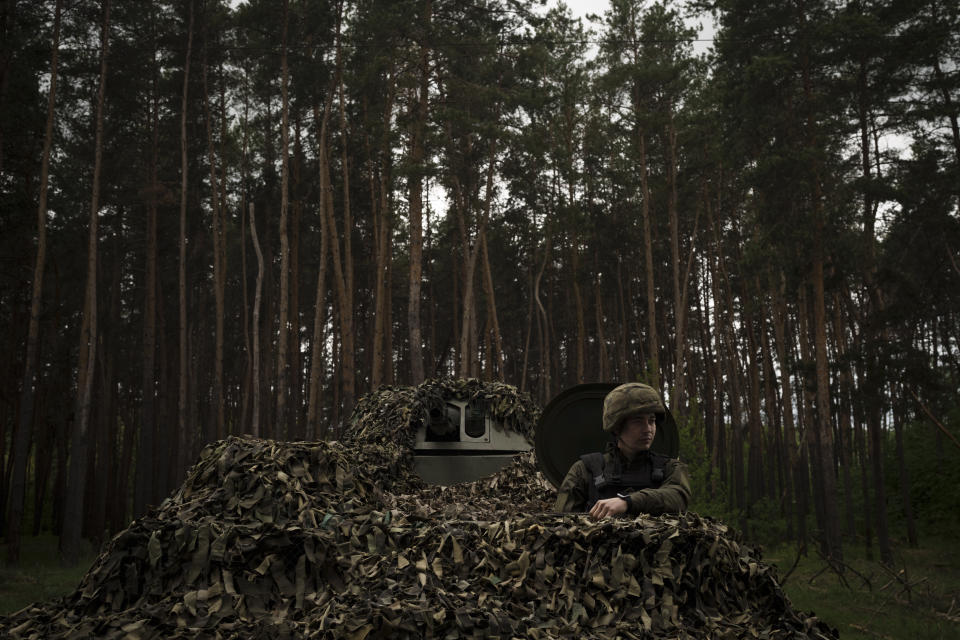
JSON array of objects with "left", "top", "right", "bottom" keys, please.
[{"left": 535, "top": 383, "right": 680, "bottom": 489}]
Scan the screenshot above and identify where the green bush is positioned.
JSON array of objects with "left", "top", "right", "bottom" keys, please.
[
  {"left": 886, "top": 409, "right": 960, "bottom": 536},
  {"left": 675, "top": 400, "right": 739, "bottom": 526}
]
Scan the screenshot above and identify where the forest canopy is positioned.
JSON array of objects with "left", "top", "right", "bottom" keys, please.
[{"left": 1, "top": 0, "right": 958, "bottom": 568}]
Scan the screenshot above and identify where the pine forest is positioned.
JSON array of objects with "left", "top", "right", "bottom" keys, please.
[{"left": 1, "top": 0, "right": 959, "bottom": 574}]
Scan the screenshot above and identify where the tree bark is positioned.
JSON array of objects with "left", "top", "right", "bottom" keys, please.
[
  {"left": 480, "top": 227, "right": 504, "bottom": 379},
  {"left": 8, "top": 0, "right": 61, "bottom": 565},
  {"left": 833, "top": 293, "right": 856, "bottom": 538},
  {"left": 307, "top": 77, "right": 335, "bottom": 439},
  {"left": 771, "top": 274, "right": 799, "bottom": 543},
  {"left": 202, "top": 29, "right": 225, "bottom": 442},
  {"left": 326, "top": 0, "right": 355, "bottom": 417},
  {"left": 667, "top": 108, "right": 684, "bottom": 405},
  {"left": 893, "top": 383, "right": 918, "bottom": 547},
  {"left": 638, "top": 131, "right": 659, "bottom": 379},
  {"left": 571, "top": 240, "right": 585, "bottom": 383},
  {"left": 275, "top": 0, "right": 291, "bottom": 438},
  {"left": 534, "top": 237, "right": 551, "bottom": 403},
  {"left": 175, "top": 0, "right": 194, "bottom": 487},
  {"left": 239, "top": 64, "right": 253, "bottom": 436},
  {"left": 290, "top": 121, "right": 303, "bottom": 439},
  {"left": 250, "top": 203, "right": 264, "bottom": 437},
  {"left": 407, "top": 4, "right": 430, "bottom": 384},
  {"left": 745, "top": 308, "right": 765, "bottom": 508},
  {"left": 593, "top": 255, "right": 608, "bottom": 382},
  {"left": 811, "top": 223, "right": 842, "bottom": 562},
  {"left": 371, "top": 69, "right": 397, "bottom": 389},
  {"left": 135, "top": 5, "right": 160, "bottom": 519},
  {"left": 62, "top": 0, "right": 110, "bottom": 567}
]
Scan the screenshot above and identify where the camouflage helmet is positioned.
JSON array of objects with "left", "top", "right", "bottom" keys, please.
[{"left": 602, "top": 383, "right": 666, "bottom": 433}]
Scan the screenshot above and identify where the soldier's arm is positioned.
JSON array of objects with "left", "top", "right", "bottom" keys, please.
[
  {"left": 553, "top": 459, "right": 590, "bottom": 512},
  {"left": 624, "top": 458, "right": 691, "bottom": 515}
]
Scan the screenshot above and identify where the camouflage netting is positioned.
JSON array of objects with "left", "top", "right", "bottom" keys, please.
[
  {"left": 343, "top": 378, "right": 541, "bottom": 448},
  {"left": 0, "top": 379, "right": 836, "bottom": 639}
]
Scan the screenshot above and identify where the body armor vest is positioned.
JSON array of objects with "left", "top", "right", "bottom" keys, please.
[{"left": 580, "top": 450, "right": 668, "bottom": 510}]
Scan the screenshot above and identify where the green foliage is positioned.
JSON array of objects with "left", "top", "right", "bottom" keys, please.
[
  {"left": 675, "top": 400, "right": 738, "bottom": 527},
  {"left": 885, "top": 412, "right": 960, "bottom": 536},
  {"left": 744, "top": 497, "right": 790, "bottom": 548}
]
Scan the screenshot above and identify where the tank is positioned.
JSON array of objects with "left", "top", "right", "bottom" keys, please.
[
  {"left": 535, "top": 382, "right": 680, "bottom": 488},
  {"left": 413, "top": 397, "right": 532, "bottom": 485}
]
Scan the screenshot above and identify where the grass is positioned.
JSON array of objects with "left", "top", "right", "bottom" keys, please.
[
  {"left": 764, "top": 536, "right": 960, "bottom": 640},
  {"left": 0, "top": 535, "right": 94, "bottom": 617},
  {"left": 2, "top": 533, "right": 959, "bottom": 640}
]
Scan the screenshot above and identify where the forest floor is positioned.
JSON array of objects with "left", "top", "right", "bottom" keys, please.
[
  {"left": 1, "top": 533, "right": 959, "bottom": 638},
  {"left": 765, "top": 536, "right": 960, "bottom": 640},
  {"left": 0, "top": 534, "right": 93, "bottom": 617}
]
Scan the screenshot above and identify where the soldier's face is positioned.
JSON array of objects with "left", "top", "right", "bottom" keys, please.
[{"left": 618, "top": 413, "right": 657, "bottom": 453}]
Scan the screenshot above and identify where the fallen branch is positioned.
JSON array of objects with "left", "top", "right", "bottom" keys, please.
[
  {"left": 779, "top": 543, "right": 805, "bottom": 586},
  {"left": 814, "top": 547, "right": 851, "bottom": 590}
]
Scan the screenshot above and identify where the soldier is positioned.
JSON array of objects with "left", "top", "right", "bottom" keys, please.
[{"left": 553, "top": 382, "right": 691, "bottom": 519}]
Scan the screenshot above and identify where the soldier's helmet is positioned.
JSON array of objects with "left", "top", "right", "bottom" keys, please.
[{"left": 602, "top": 383, "right": 666, "bottom": 433}]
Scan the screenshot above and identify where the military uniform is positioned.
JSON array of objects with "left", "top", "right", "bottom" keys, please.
[
  {"left": 553, "top": 381, "right": 692, "bottom": 516},
  {"left": 553, "top": 443, "right": 691, "bottom": 515}
]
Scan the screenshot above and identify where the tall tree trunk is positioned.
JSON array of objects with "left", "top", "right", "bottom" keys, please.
[
  {"left": 759, "top": 302, "right": 783, "bottom": 508},
  {"left": 239, "top": 66, "right": 253, "bottom": 436},
  {"left": 801, "top": 14, "right": 842, "bottom": 562},
  {"left": 307, "top": 81, "right": 334, "bottom": 440},
  {"left": 798, "top": 287, "right": 824, "bottom": 530},
  {"left": 326, "top": 0, "right": 355, "bottom": 417},
  {"left": 371, "top": 69, "right": 397, "bottom": 389},
  {"left": 667, "top": 108, "right": 684, "bottom": 405},
  {"left": 639, "top": 131, "right": 658, "bottom": 378},
  {"left": 745, "top": 308, "right": 765, "bottom": 508},
  {"left": 202, "top": 31, "right": 224, "bottom": 442},
  {"left": 771, "top": 274, "right": 799, "bottom": 543},
  {"left": 217, "top": 56, "right": 230, "bottom": 430},
  {"left": 812, "top": 221, "right": 842, "bottom": 562},
  {"left": 480, "top": 227, "right": 504, "bottom": 379},
  {"left": 250, "top": 203, "right": 264, "bottom": 437},
  {"left": 520, "top": 269, "right": 534, "bottom": 392},
  {"left": 594, "top": 255, "right": 608, "bottom": 382},
  {"left": 616, "top": 260, "right": 630, "bottom": 380},
  {"left": 8, "top": 0, "right": 61, "bottom": 565},
  {"left": 175, "top": 0, "right": 194, "bottom": 487},
  {"left": 457, "top": 131, "right": 499, "bottom": 379},
  {"left": 62, "top": 0, "right": 110, "bottom": 566},
  {"left": 407, "top": 3, "right": 430, "bottom": 384},
  {"left": 534, "top": 237, "right": 551, "bottom": 403},
  {"left": 711, "top": 209, "right": 744, "bottom": 516},
  {"left": 136, "top": 6, "right": 160, "bottom": 519},
  {"left": 31, "top": 395, "right": 54, "bottom": 536},
  {"left": 290, "top": 121, "right": 303, "bottom": 439},
  {"left": 92, "top": 251, "right": 120, "bottom": 544},
  {"left": 833, "top": 293, "right": 856, "bottom": 538},
  {"left": 275, "top": 0, "right": 291, "bottom": 438},
  {"left": 893, "top": 383, "right": 919, "bottom": 547},
  {"left": 571, "top": 241, "right": 585, "bottom": 383}
]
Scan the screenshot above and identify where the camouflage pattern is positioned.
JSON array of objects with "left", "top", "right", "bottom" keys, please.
[
  {"left": 553, "top": 443, "right": 692, "bottom": 515},
  {"left": 602, "top": 382, "right": 666, "bottom": 432}
]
